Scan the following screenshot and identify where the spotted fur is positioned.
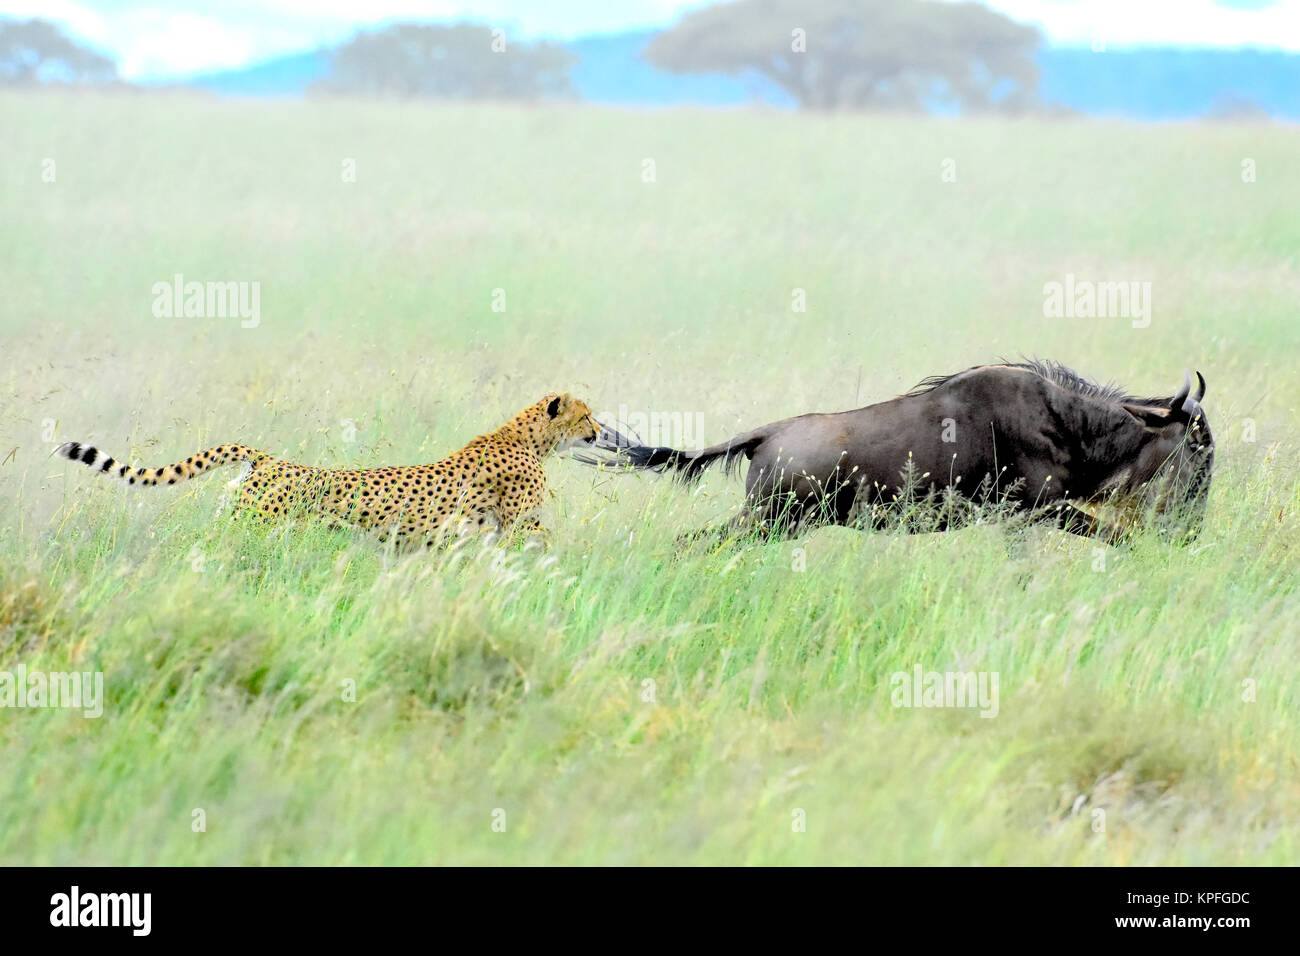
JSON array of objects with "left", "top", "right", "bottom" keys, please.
[{"left": 54, "top": 393, "right": 601, "bottom": 547}]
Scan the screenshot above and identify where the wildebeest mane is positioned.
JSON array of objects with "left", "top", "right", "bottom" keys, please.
[{"left": 905, "top": 358, "right": 1161, "bottom": 405}]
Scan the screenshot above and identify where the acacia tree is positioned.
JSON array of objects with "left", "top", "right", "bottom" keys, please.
[
  {"left": 644, "top": 0, "right": 1041, "bottom": 112},
  {"left": 316, "top": 24, "right": 575, "bottom": 100},
  {"left": 0, "top": 19, "right": 117, "bottom": 85}
]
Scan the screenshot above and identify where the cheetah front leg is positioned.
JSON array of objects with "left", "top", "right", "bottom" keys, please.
[
  {"left": 511, "top": 515, "right": 551, "bottom": 549},
  {"left": 489, "top": 482, "right": 549, "bottom": 546},
  {"left": 492, "top": 507, "right": 549, "bottom": 546}
]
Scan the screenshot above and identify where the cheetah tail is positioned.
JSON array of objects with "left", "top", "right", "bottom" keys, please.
[{"left": 52, "top": 441, "right": 270, "bottom": 487}]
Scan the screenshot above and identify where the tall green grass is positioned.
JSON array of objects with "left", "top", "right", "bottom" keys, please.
[{"left": 1, "top": 91, "right": 1297, "bottom": 863}]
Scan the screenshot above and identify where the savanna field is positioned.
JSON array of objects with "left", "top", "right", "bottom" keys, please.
[{"left": 1, "top": 91, "right": 1297, "bottom": 864}]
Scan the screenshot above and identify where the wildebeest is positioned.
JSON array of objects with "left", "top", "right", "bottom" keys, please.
[{"left": 593, "top": 361, "right": 1214, "bottom": 541}]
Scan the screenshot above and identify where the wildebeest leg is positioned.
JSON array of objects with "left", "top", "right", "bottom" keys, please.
[
  {"left": 674, "top": 494, "right": 816, "bottom": 551},
  {"left": 675, "top": 509, "right": 760, "bottom": 549},
  {"left": 1041, "top": 503, "right": 1126, "bottom": 543},
  {"left": 758, "top": 493, "right": 832, "bottom": 539}
]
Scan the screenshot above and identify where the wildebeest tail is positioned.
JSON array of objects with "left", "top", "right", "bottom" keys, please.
[
  {"left": 623, "top": 429, "right": 766, "bottom": 484},
  {"left": 53, "top": 441, "right": 271, "bottom": 486}
]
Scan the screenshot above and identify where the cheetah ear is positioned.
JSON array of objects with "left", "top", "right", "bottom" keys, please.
[{"left": 546, "top": 396, "right": 562, "bottom": 419}]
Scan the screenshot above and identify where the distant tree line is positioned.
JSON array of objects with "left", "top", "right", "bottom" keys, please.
[
  {"left": 19, "top": 3, "right": 1279, "bottom": 122},
  {"left": 319, "top": 3, "right": 1042, "bottom": 111},
  {"left": 1, "top": 3, "right": 1042, "bottom": 111}
]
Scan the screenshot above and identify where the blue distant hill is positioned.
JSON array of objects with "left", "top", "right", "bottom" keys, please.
[
  {"left": 185, "top": 49, "right": 331, "bottom": 97},
  {"left": 567, "top": 31, "right": 794, "bottom": 107},
  {"left": 1038, "top": 46, "right": 1299, "bottom": 119},
  {"left": 178, "top": 30, "right": 1300, "bottom": 120}
]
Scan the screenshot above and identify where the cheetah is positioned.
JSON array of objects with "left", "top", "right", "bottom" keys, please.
[{"left": 54, "top": 393, "right": 607, "bottom": 548}]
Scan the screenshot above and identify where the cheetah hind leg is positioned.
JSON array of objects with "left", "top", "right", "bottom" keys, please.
[
  {"left": 211, "top": 458, "right": 255, "bottom": 521},
  {"left": 222, "top": 466, "right": 264, "bottom": 524}
]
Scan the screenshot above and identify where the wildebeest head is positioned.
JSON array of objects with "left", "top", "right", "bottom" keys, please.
[{"left": 1117, "top": 371, "right": 1214, "bottom": 533}]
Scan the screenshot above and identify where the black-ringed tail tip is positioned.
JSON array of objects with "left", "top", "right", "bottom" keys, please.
[{"left": 52, "top": 441, "right": 268, "bottom": 486}]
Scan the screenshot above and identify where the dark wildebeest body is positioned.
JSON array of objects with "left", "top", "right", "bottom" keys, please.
[{"left": 608, "top": 362, "right": 1214, "bottom": 540}]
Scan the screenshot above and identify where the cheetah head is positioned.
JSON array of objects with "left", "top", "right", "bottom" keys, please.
[{"left": 542, "top": 392, "right": 601, "bottom": 453}]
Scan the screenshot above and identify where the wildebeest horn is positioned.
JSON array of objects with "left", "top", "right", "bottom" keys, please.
[
  {"left": 1193, "top": 371, "right": 1206, "bottom": 403},
  {"left": 1170, "top": 371, "right": 1192, "bottom": 413}
]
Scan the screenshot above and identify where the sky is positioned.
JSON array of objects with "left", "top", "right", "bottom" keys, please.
[{"left": 3, "top": 0, "right": 1298, "bottom": 80}]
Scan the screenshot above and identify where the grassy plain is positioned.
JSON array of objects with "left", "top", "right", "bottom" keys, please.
[{"left": 1, "top": 91, "right": 1297, "bottom": 863}]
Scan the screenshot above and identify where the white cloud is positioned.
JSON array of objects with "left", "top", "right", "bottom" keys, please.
[
  {"left": 243, "top": 0, "right": 458, "bottom": 17},
  {"left": 114, "top": 12, "right": 258, "bottom": 79},
  {"left": 985, "top": 0, "right": 1300, "bottom": 52},
  {"left": 216, "top": 0, "right": 714, "bottom": 40}
]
